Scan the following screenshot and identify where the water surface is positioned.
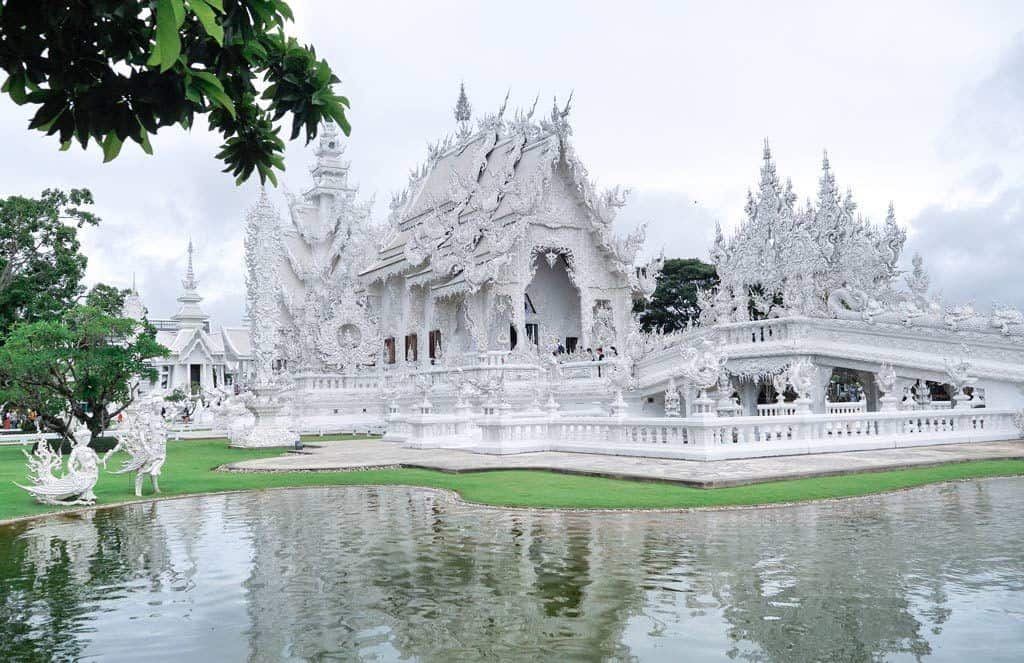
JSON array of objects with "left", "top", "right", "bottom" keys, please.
[{"left": 1, "top": 479, "right": 1022, "bottom": 662}]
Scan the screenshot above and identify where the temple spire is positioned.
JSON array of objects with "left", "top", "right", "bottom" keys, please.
[
  {"left": 172, "top": 238, "right": 209, "bottom": 329},
  {"left": 183, "top": 238, "right": 197, "bottom": 290}
]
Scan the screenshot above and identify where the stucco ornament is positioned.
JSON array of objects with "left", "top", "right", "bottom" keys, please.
[
  {"left": 944, "top": 353, "right": 977, "bottom": 407},
  {"left": 375, "top": 88, "right": 662, "bottom": 313},
  {"left": 702, "top": 142, "right": 1024, "bottom": 339},
  {"left": 273, "top": 121, "right": 379, "bottom": 372},
  {"left": 103, "top": 396, "right": 167, "bottom": 496},
  {"left": 317, "top": 288, "right": 381, "bottom": 370},
  {"left": 786, "top": 358, "right": 817, "bottom": 400},
  {"left": 237, "top": 189, "right": 299, "bottom": 448},
  {"left": 771, "top": 369, "right": 790, "bottom": 402},
  {"left": 680, "top": 338, "right": 725, "bottom": 397},
  {"left": 875, "top": 363, "right": 898, "bottom": 395},
  {"left": 604, "top": 358, "right": 638, "bottom": 417},
  {"left": 664, "top": 377, "right": 681, "bottom": 417},
  {"left": 18, "top": 426, "right": 101, "bottom": 506}
]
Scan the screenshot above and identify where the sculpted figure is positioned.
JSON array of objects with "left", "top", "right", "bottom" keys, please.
[
  {"left": 18, "top": 426, "right": 101, "bottom": 506},
  {"left": 104, "top": 398, "right": 167, "bottom": 496}
]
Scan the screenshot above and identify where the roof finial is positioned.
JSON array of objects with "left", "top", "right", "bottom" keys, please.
[
  {"left": 183, "top": 238, "right": 198, "bottom": 290},
  {"left": 131, "top": 272, "right": 137, "bottom": 294},
  {"left": 762, "top": 138, "right": 772, "bottom": 162},
  {"left": 454, "top": 81, "right": 472, "bottom": 128}
]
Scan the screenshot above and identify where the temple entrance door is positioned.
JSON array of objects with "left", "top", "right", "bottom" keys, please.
[{"left": 525, "top": 252, "right": 581, "bottom": 350}]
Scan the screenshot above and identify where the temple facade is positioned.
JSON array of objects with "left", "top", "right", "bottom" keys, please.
[
  {"left": 360, "top": 92, "right": 660, "bottom": 370},
  {"left": 238, "top": 87, "right": 1024, "bottom": 454}
]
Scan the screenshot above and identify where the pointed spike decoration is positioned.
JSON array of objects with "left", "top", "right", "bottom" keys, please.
[
  {"left": 184, "top": 237, "right": 197, "bottom": 290},
  {"left": 454, "top": 81, "right": 472, "bottom": 125}
]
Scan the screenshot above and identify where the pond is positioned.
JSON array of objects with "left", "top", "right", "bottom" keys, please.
[{"left": 1, "top": 479, "right": 1022, "bottom": 662}]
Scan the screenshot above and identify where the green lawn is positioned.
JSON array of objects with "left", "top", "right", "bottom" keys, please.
[{"left": 1, "top": 438, "right": 1022, "bottom": 522}]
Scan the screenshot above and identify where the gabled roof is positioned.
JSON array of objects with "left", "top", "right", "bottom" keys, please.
[{"left": 359, "top": 92, "right": 662, "bottom": 299}]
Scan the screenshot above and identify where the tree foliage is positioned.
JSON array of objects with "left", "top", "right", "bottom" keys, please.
[
  {"left": 85, "top": 283, "right": 130, "bottom": 316},
  {"left": 634, "top": 258, "right": 719, "bottom": 333},
  {"left": 0, "top": 189, "right": 98, "bottom": 339},
  {"left": 0, "top": 0, "right": 350, "bottom": 185},
  {"left": 0, "top": 305, "right": 168, "bottom": 440}
]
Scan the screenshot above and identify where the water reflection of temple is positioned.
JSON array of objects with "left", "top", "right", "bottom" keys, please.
[
  {"left": 1, "top": 480, "right": 1022, "bottom": 661},
  {"left": 237, "top": 481, "right": 1023, "bottom": 662}
]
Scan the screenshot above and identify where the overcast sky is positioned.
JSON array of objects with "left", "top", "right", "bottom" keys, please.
[{"left": 1, "top": 0, "right": 1022, "bottom": 326}]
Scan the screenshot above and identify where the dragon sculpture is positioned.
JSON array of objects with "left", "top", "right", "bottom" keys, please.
[{"left": 17, "top": 425, "right": 101, "bottom": 506}]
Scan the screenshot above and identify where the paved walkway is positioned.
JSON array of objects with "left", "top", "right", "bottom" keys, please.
[{"left": 223, "top": 439, "right": 1024, "bottom": 487}]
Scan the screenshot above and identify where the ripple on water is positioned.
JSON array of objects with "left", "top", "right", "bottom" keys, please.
[{"left": 0, "top": 478, "right": 1022, "bottom": 662}]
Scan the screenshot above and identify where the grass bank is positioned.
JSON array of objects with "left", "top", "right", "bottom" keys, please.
[{"left": 1, "top": 438, "right": 1022, "bottom": 522}]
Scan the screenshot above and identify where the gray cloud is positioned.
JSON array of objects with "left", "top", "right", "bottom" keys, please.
[
  {"left": 906, "top": 31, "right": 1024, "bottom": 310},
  {"left": 904, "top": 187, "right": 1024, "bottom": 309}
]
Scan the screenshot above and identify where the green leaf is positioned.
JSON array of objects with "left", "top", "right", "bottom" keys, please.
[
  {"left": 136, "top": 124, "right": 154, "bottom": 155},
  {"left": 101, "top": 133, "right": 123, "bottom": 162},
  {"left": 3, "top": 71, "right": 28, "bottom": 105},
  {"left": 189, "top": 0, "right": 224, "bottom": 45},
  {"left": 192, "top": 75, "right": 236, "bottom": 118},
  {"left": 154, "top": 0, "right": 184, "bottom": 72}
]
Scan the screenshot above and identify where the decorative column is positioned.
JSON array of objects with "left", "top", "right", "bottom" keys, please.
[
  {"left": 740, "top": 379, "right": 758, "bottom": 416},
  {"left": 810, "top": 364, "right": 833, "bottom": 414},
  {"left": 230, "top": 189, "right": 299, "bottom": 448}
]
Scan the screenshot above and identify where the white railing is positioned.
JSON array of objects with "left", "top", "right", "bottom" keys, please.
[
  {"left": 757, "top": 402, "right": 798, "bottom": 417},
  {"left": 559, "top": 360, "right": 605, "bottom": 380},
  {"left": 458, "top": 408, "right": 1019, "bottom": 461},
  {"left": 717, "top": 318, "right": 795, "bottom": 346},
  {"left": 826, "top": 400, "right": 867, "bottom": 415},
  {"left": 294, "top": 374, "right": 381, "bottom": 391}
]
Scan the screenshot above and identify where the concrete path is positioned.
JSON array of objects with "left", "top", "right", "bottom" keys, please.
[{"left": 222, "top": 439, "right": 1024, "bottom": 487}]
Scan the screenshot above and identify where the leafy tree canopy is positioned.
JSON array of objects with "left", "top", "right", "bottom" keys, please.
[
  {"left": 634, "top": 258, "right": 719, "bottom": 333},
  {"left": 85, "top": 283, "right": 130, "bottom": 316},
  {"left": 0, "top": 304, "right": 168, "bottom": 440},
  {"left": 0, "top": 188, "right": 98, "bottom": 339},
  {"left": 0, "top": 0, "right": 350, "bottom": 185}
]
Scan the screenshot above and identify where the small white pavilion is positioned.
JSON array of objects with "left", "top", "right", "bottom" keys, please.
[{"left": 127, "top": 241, "right": 252, "bottom": 395}]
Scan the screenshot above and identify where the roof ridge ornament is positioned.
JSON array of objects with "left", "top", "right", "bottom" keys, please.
[{"left": 454, "top": 81, "right": 472, "bottom": 138}]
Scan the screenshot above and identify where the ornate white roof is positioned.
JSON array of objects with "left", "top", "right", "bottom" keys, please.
[{"left": 362, "top": 90, "right": 660, "bottom": 298}]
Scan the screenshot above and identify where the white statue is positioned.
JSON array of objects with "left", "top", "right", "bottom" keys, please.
[
  {"left": 786, "top": 358, "right": 817, "bottom": 413},
  {"left": 944, "top": 355, "right": 977, "bottom": 408},
  {"left": 18, "top": 426, "right": 101, "bottom": 506},
  {"left": 875, "top": 363, "right": 900, "bottom": 412},
  {"left": 664, "top": 377, "right": 681, "bottom": 417},
  {"left": 104, "top": 397, "right": 167, "bottom": 497}
]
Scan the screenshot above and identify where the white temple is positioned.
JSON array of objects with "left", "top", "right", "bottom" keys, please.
[
  {"left": 126, "top": 242, "right": 252, "bottom": 395},
  {"left": 238, "top": 87, "right": 1024, "bottom": 456}
]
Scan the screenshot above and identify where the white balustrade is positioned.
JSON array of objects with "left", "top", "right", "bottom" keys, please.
[
  {"left": 757, "top": 403, "right": 798, "bottom": 416},
  {"left": 826, "top": 400, "right": 867, "bottom": 415},
  {"left": 450, "top": 408, "right": 1018, "bottom": 460},
  {"left": 717, "top": 318, "right": 794, "bottom": 345}
]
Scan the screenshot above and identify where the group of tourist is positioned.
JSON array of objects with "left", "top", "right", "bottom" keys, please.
[{"left": 1, "top": 409, "right": 37, "bottom": 430}]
